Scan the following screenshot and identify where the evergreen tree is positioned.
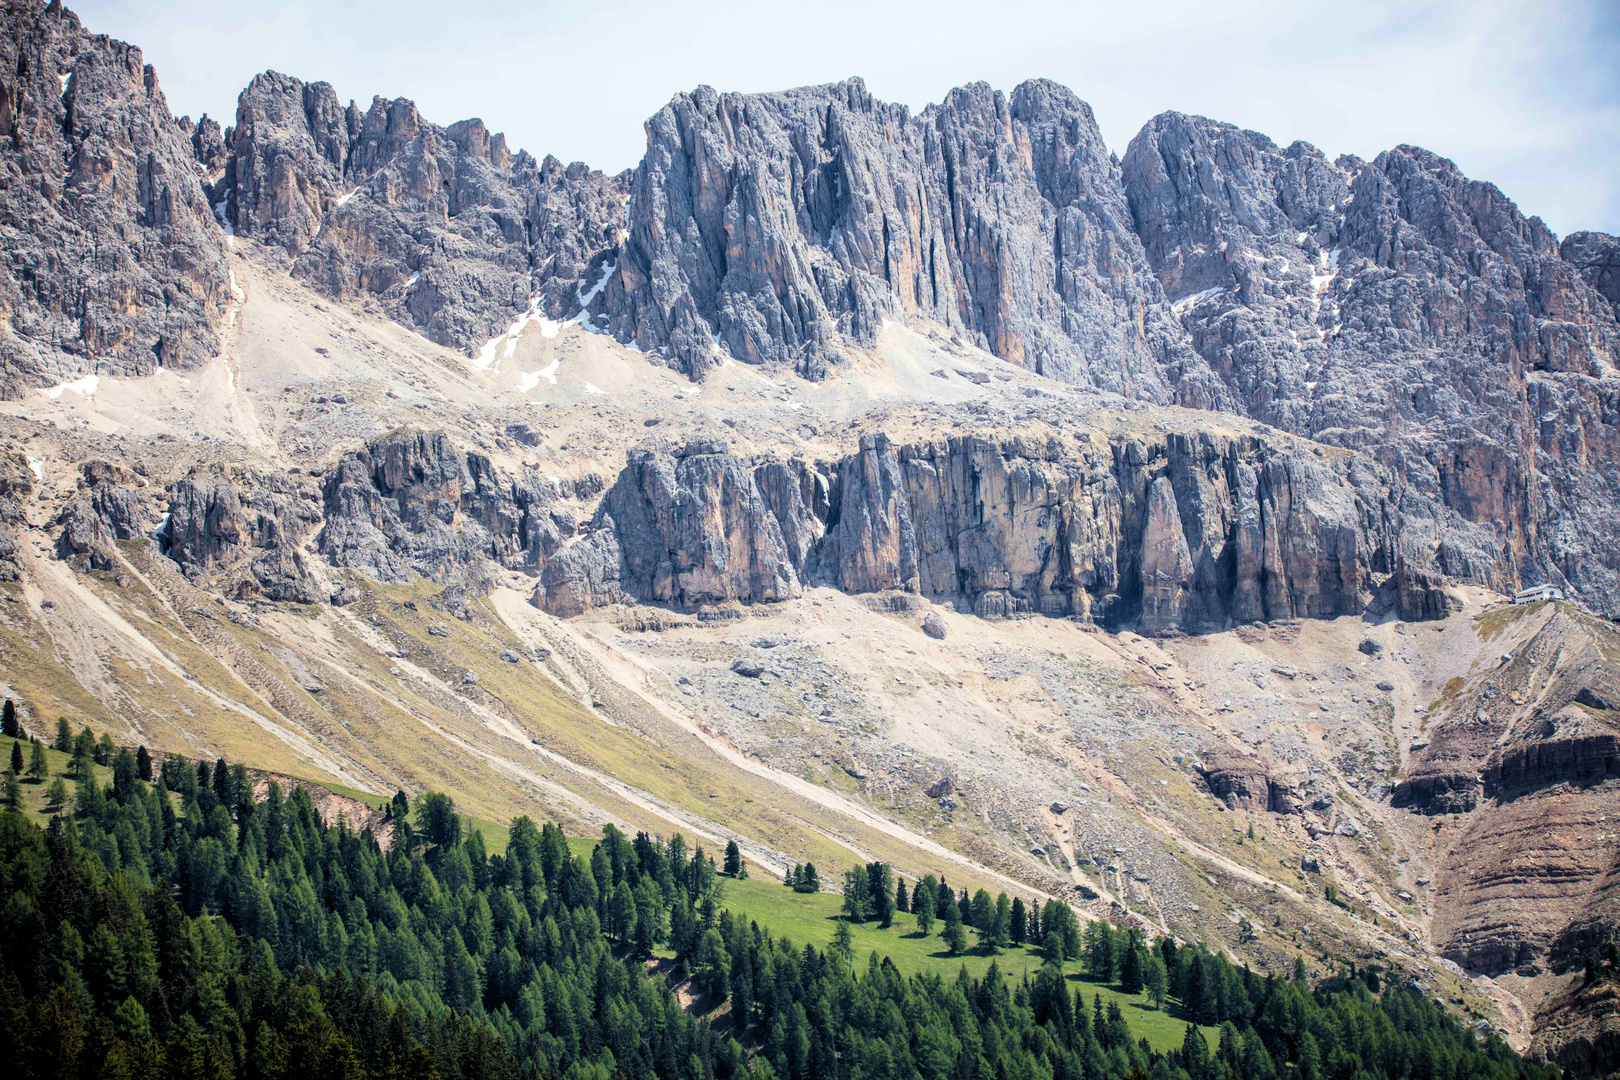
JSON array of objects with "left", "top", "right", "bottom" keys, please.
[
  {"left": 1144, "top": 954, "right": 1169, "bottom": 1008},
  {"left": 8, "top": 741, "right": 21, "bottom": 774},
  {"left": 1122, "top": 945, "right": 1145, "bottom": 994},
  {"left": 913, "top": 877, "right": 936, "bottom": 935},
  {"left": 2, "top": 769, "right": 19, "bottom": 809},
  {"left": 895, "top": 876, "right": 909, "bottom": 913},
  {"left": 867, "top": 862, "right": 895, "bottom": 928},
  {"left": 1009, "top": 896, "right": 1027, "bottom": 945},
  {"left": 416, "top": 791, "right": 461, "bottom": 848},
  {"left": 830, "top": 921, "right": 854, "bottom": 967},
  {"left": 95, "top": 732, "right": 114, "bottom": 765},
  {"left": 1, "top": 699, "right": 16, "bottom": 737},
  {"left": 45, "top": 777, "right": 66, "bottom": 809},
  {"left": 134, "top": 744, "right": 152, "bottom": 782},
  {"left": 992, "top": 892, "right": 1012, "bottom": 948},
  {"left": 942, "top": 900, "right": 967, "bottom": 956},
  {"left": 796, "top": 861, "right": 820, "bottom": 893},
  {"left": 723, "top": 839, "right": 742, "bottom": 876},
  {"left": 842, "top": 864, "right": 871, "bottom": 921},
  {"left": 27, "top": 740, "right": 46, "bottom": 780},
  {"left": 1181, "top": 1024, "right": 1211, "bottom": 1080},
  {"left": 54, "top": 716, "right": 71, "bottom": 751},
  {"left": 970, "top": 889, "right": 994, "bottom": 940},
  {"left": 1085, "top": 918, "right": 1115, "bottom": 980}
]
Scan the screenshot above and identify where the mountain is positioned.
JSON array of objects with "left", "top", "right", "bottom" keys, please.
[{"left": 1, "top": 1, "right": 1617, "bottom": 1072}]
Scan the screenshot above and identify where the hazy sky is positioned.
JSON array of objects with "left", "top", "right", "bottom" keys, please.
[{"left": 75, "top": 0, "right": 1620, "bottom": 237}]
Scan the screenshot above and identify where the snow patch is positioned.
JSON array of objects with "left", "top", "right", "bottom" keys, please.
[
  {"left": 574, "top": 259, "right": 615, "bottom": 315},
  {"left": 474, "top": 259, "right": 618, "bottom": 370},
  {"left": 583, "top": 382, "right": 605, "bottom": 395},
  {"left": 336, "top": 187, "right": 361, "bottom": 206},
  {"left": 405, "top": 273, "right": 419, "bottom": 288},
  {"left": 1172, "top": 286, "right": 1226, "bottom": 315},
  {"left": 519, "top": 359, "right": 560, "bottom": 392},
  {"left": 26, "top": 456, "right": 43, "bottom": 481},
  {"left": 58, "top": 72, "right": 70, "bottom": 99},
  {"left": 213, "top": 198, "right": 234, "bottom": 237},
  {"left": 229, "top": 270, "right": 245, "bottom": 302},
  {"left": 1309, "top": 247, "right": 1341, "bottom": 320},
  {"left": 45, "top": 374, "right": 99, "bottom": 400}
]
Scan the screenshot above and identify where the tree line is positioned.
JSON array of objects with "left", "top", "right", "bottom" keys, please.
[{"left": 0, "top": 728, "right": 1556, "bottom": 1080}]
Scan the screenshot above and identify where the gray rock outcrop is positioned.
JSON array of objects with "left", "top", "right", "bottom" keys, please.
[
  {"left": 317, "top": 429, "right": 569, "bottom": 587},
  {"left": 162, "top": 467, "right": 322, "bottom": 601},
  {"left": 0, "top": 0, "right": 230, "bottom": 396},
  {"left": 534, "top": 427, "right": 1487, "bottom": 629},
  {"left": 221, "top": 71, "right": 629, "bottom": 354},
  {"left": 538, "top": 439, "right": 801, "bottom": 616},
  {"left": 55, "top": 460, "right": 151, "bottom": 569},
  {"left": 605, "top": 78, "right": 1226, "bottom": 406},
  {"left": 1121, "top": 115, "right": 1620, "bottom": 616}
]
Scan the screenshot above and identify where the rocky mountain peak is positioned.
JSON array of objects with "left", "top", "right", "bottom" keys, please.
[{"left": 0, "top": 0, "right": 230, "bottom": 394}]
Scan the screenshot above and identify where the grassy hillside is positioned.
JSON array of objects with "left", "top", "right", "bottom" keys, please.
[{"left": 701, "top": 873, "right": 1215, "bottom": 1053}]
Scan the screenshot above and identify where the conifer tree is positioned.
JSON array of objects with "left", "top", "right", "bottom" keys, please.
[
  {"left": 27, "top": 739, "right": 46, "bottom": 779},
  {"left": 1, "top": 699, "right": 16, "bottom": 737},
  {"left": 913, "top": 877, "right": 936, "bottom": 934},
  {"left": 942, "top": 900, "right": 967, "bottom": 956}
]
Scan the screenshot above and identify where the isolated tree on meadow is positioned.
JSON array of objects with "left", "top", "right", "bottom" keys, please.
[
  {"left": 913, "top": 877, "right": 936, "bottom": 934},
  {"left": 943, "top": 901, "right": 967, "bottom": 956}
]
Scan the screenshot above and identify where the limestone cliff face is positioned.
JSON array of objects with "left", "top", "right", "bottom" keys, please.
[
  {"left": 55, "top": 460, "right": 152, "bottom": 570},
  {"left": 317, "top": 430, "right": 568, "bottom": 588},
  {"left": 1197, "top": 749, "right": 1299, "bottom": 814},
  {"left": 534, "top": 428, "right": 1475, "bottom": 629},
  {"left": 1121, "top": 115, "right": 1620, "bottom": 617},
  {"left": 0, "top": 0, "right": 230, "bottom": 395},
  {"left": 539, "top": 440, "right": 802, "bottom": 617},
  {"left": 606, "top": 78, "right": 1226, "bottom": 405},
  {"left": 161, "top": 467, "right": 323, "bottom": 603},
  {"left": 222, "top": 72, "right": 629, "bottom": 354}
]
